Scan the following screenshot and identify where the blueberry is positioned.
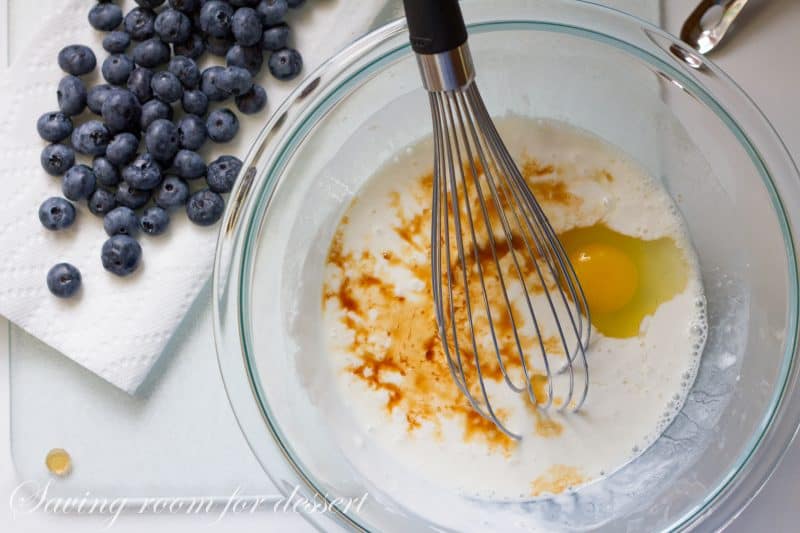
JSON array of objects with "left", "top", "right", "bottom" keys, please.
[
  {"left": 127, "top": 67, "right": 154, "bottom": 103},
  {"left": 41, "top": 144, "right": 75, "bottom": 176},
  {"left": 206, "top": 155, "right": 242, "bottom": 193},
  {"left": 235, "top": 84, "right": 267, "bottom": 114},
  {"left": 168, "top": 0, "right": 202, "bottom": 13},
  {"left": 173, "top": 33, "right": 205, "bottom": 59},
  {"left": 287, "top": 0, "right": 305, "bottom": 7},
  {"left": 101, "top": 235, "right": 142, "bottom": 276},
  {"left": 168, "top": 56, "right": 200, "bottom": 88},
  {"left": 200, "top": 66, "right": 228, "bottom": 101},
  {"left": 72, "top": 120, "right": 111, "bottom": 156},
  {"left": 217, "top": 66, "right": 252, "bottom": 96},
  {"left": 103, "top": 31, "right": 132, "bottom": 54},
  {"left": 177, "top": 115, "right": 207, "bottom": 150},
  {"left": 231, "top": 7, "right": 262, "bottom": 46},
  {"left": 123, "top": 152, "right": 162, "bottom": 189},
  {"left": 57, "top": 75, "right": 87, "bottom": 116},
  {"left": 141, "top": 99, "right": 173, "bottom": 130},
  {"left": 204, "top": 35, "right": 235, "bottom": 56},
  {"left": 230, "top": 0, "right": 260, "bottom": 6},
  {"left": 87, "top": 83, "right": 113, "bottom": 114},
  {"left": 206, "top": 109, "right": 239, "bottom": 143},
  {"left": 186, "top": 189, "right": 225, "bottom": 226},
  {"left": 37, "top": 112, "right": 73, "bottom": 142},
  {"left": 261, "top": 23, "right": 289, "bottom": 51},
  {"left": 93, "top": 156, "right": 121, "bottom": 187},
  {"left": 172, "top": 149, "right": 206, "bottom": 179},
  {"left": 62, "top": 164, "right": 97, "bottom": 200},
  {"left": 124, "top": 7, "right": 157, "bottom": 41},
  {"left": 268, "top": 47, "right": 302, "bottom": 80},
  {"left": 102, "top": 54, "right": 135, "bottom": 85},
  {"left": 47, "top": 263, "right": 82, "bottom": 298},
  {"left": 106, "top": 132, "right": 139, "bottom": 167},
  {"left": 139, "top": 206, "right": 170, "bottom": 235},
  {"left": 226, "top": 44, "right": 263, "bottom": 76},
  {"left": 102, "top": 89, "right": 142, "bottom": 133},
  {"left": 155, "top": 8, "right": 192, "bottom": 43},
  {"left": 151, "top": 71, "right": 184, "bottom": 103},
  {"left": 133, "top": 38, "right": 171, "bottom": 68},
  {"left": 57, "top": 45, "right": 97, "bottom": 76},
  {"left": 103, "top": 206, "right": 139, "bottom": 236},
  {"left": 39, "top": 197, "right": 76, "bottom": 230},
  {"left": 145, "top": 119, "right": 180, "bottom": 162},
  {"left": 89, "top": 188, "right": 118, "bottom": 215},
  {"left": 200, "top": 1, "right": 234, "bottom": 38},
  {"left": 135, "top": 0, "right": 166, "bottom": 7},
  {"left": 257, "top": 0, "right": 288, "bottom": 26},
  {"left": 155, "top": 175, "right": 190, "bottom": 209},
  {"left": 116, "top": 181, "right": 151, "bottom": 209},
  {"left": 181, "top": 89, "right": 208, "bottom": 115},
  {"left": 88, "top": 3, "right": 123, "bottom": 31}
]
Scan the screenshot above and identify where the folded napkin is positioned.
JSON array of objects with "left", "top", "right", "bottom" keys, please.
[{"left": 0, "top": 0, "right": 383, "bottom": 393}]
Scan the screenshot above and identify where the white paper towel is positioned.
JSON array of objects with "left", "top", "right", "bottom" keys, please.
[{"left": 0, "top": 0, "right": 383, "bottom": 393}]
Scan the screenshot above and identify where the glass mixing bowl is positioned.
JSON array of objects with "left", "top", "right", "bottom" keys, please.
[{"left": 213, "top": 0, "right": 800, "bottom": 530}]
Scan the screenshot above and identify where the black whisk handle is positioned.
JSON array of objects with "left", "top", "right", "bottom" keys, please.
[{"left": 402, "top": 0, "right": 468, "bottom": 55}]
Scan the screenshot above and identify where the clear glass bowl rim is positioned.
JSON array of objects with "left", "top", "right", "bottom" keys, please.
[{"left": 213, "top": 1, "right": 800, "bottom": 530}]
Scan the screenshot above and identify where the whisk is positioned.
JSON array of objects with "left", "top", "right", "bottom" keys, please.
[{"left": 402, "top": 0, "right": 591, "bottom": 439}]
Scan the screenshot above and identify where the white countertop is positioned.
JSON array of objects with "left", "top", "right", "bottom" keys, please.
[{"left": 2, "top": 0, "right": 799, "bottom": 531}]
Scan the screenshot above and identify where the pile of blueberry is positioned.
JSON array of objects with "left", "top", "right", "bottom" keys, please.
[{"left": 37, "top": 0, "right": 306, "bottom": 298}]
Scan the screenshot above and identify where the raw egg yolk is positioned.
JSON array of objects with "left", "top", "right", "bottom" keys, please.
[
  {"left": 569, "top": 243, "right": 638, "bottom": 314},
  {"left": 559, "top": 223, "right": 689, "bottom": 338}
]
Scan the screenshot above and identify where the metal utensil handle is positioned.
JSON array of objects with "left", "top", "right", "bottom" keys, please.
[{"left": 682, "top": 0, "right": 750, "bottom": 54}]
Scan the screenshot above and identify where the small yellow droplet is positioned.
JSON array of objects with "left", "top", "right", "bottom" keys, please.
[{"left": 45, "top": 448, "right": 72, "bottom": 477}]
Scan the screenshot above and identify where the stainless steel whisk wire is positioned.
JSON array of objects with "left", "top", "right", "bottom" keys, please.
[{"left": 404, "top": 0, "right": 591, "bottom": 440}]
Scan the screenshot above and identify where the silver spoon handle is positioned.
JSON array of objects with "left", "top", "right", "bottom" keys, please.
[{"left": 680, "top": 0, "right": 750, "bottom": 54}]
